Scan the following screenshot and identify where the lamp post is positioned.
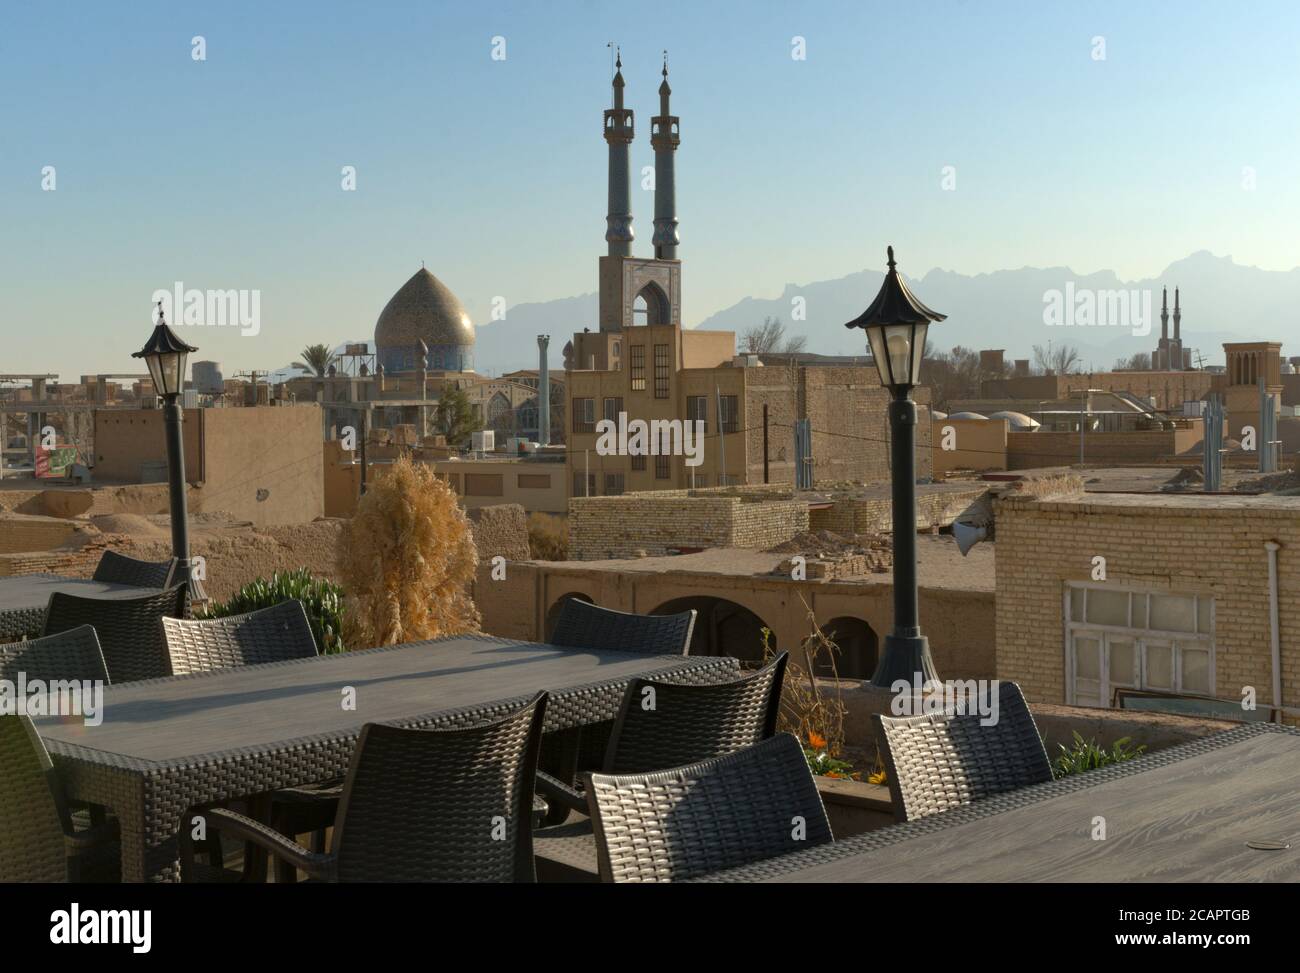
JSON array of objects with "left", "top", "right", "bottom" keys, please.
[
  {"left": 845, "top": 246, "right": 946, "bottom": 688},
  {"left": 133, "top": 302, "right": 204, "bottom": 600}
]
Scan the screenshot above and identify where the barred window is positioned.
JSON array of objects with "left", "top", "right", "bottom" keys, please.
[
  {"left": 603, "top": 472, "right": 625, "bottom": 496},
  {"left": 572, "top": 472, "right": 597, "bottom": 497},
  {"left": 686, "top": 395, "right": 708, "bottom": 433},
  {"left": 631, "top": 453, "right": 647, "bottom": 471},
  {"left": 603, "top": 396, "right": 623, "bottom": 424},
  {"left": 654, "top": 344, "right": 670, "bottom": 399},
  {"left": 655, "top": 454, "right": 670, "bottom": 479},
  {"left": 573, "top": 397, "right": 595, "bottom": 434},
  {"left": 719, "top": 394, "right": 740, "bottom": 433},
  {"left": 630, "top": 346, "right": 646, "bottom": 391}
]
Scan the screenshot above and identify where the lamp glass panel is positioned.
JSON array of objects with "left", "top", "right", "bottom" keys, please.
[
  {"left": 909, "top": 322, "right": 929, "bottom": 384},
  {"left": 144, "top": 356, "right": 165, "bottom": 395},
  {"left": 159, "top": 352, "right": 185, "bottom": 396},
  {"left": 885, "top": 325, "right": 912, "bottom": 388},
  {"left": 866, "top": 327, "right": 890, "bottom": 387}
]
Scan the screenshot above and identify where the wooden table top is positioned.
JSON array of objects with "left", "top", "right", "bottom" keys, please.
[
  {"left": 37, "top": 634, "right": 734, "bottom": 764},
  {"left": 702, "top": 724, "right": 1300, "bottom": 883},
  {"left": 0, "top": 574, "right": 158, "bottom": 611}
]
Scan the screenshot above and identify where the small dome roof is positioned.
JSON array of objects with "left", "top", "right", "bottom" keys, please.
[
  {"left": 988, "top": 410, "right": 1041, "bottom": 431},
  {"left": 375, "top": 268, "right": 474, "bottom": 351},
  {"left": 946, "top": 411, "right": 989, "bottom": 421},
  {"left": 931, "top": 410, "right": 949, "bottom": 420}
]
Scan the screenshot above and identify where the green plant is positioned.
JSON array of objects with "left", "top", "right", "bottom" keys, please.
[
  {"left": 432, "top": 383, "right": 482, "bottom": 447},
  {"left": 1052, "top": 731, "right": 1146, "bottom": 778},
  {"left": 201, "top": 568, "right": 347, "bottom": 654},
  {"left": 802, "top": 732, "right": 860, "bottom": 780},
  {"left": 296, "top": 343, "right": 337, "bottom": 377}
]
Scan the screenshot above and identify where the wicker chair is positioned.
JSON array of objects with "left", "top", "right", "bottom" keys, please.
[
  {"left": 872, "top": 680, "right": 1053, "bottom": 822},
  {"left": 533, "top": 652, "right": 788, "bottom": 881},
  {"left": 163, "top": 600, "right": 318, "bottom": 676},
  {"left": 0, "top": 624, "right": 109, "bottom": 686},
  {"left": 92, "top": 549, "right": 178, "bottom": 589},
  {"left": 179, "top": 693, "right": 550, "bottom": 883},
  {"left": 588, "top": 733, "right": 832, "bottom": 882},
  {"left": 550, "top": 599, "right": 697, "bottom": 655},
  {"left": 541, "top": 600, "right": 697, "bottom": 817},
  {"left": 42, "top": 584, "right": 189, "bottom": 684}
]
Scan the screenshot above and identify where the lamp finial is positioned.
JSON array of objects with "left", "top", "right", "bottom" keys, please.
[{"left": 887, "top": 246, "right": 896, "bottom": 272}]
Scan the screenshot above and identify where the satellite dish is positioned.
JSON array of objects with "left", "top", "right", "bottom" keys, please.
[{"left": 953, "top": 521, "right": 988, "bottom": 557}]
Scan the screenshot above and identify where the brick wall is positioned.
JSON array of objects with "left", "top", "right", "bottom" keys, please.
[
  {"left": 810, "top": 484, "right": 990, "bottom": 534},
  {"left": 1007, "top": 429, "right": 1182, "bottom": 469},
  {"left": 995, "top": 492, "right": 1300, "bottom": 720},
  {"left": 568, "top": 488, "right": 809, "bottom": 560}
]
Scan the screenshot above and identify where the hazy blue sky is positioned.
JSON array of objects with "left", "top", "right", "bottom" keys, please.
[{"left": 2, "top": 1, "right": 1297, "bottom": 378}]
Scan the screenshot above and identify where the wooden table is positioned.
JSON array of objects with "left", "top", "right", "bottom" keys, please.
[
  {"left": 36, "top": 634, "right": 740, "bottom": 882},
  {"left": 0, "top": 574, "right": 160, "bottom": 640},
  {"left": 701, "top": 724, "right": 1300, "bottom": 882}
]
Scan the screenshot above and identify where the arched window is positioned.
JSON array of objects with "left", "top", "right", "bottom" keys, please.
[{"left": 632, "top": 282, "right": 670, "bottom": 326}]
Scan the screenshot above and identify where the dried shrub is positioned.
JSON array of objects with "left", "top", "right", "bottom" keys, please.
[
  {"left": 527, "top": 512, "right": 568, "bottom": 561},
  {"left": 762, "top": 599, "right": 850, "bottom": 768},
  {"left": 337, "top": 454, "right": 480, "bottom": 648}
]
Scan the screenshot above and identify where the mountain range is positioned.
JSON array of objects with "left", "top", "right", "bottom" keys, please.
[{"left": 463, "top": 251, "right": 1296, "bottom": 376}]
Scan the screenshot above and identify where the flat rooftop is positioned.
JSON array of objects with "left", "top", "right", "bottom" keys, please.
[{"left": 539, "top": 533, "right": 995, "bottom": 592}]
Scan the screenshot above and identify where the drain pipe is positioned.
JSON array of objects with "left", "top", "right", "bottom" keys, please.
[{"left": 1265, "top": 541, "right": 1282, "bottom": 723}]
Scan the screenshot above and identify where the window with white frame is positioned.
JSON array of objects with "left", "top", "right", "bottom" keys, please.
[{"left": 1064, "top": 583, "right": 1214, "bottom": 708}]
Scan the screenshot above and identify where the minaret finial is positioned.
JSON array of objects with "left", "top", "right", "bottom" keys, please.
[
  {"left": 663, "top": 50, "right": 668, "bottom": 77},
  {"left": 616, "top": 46, "right": 621, "bottom": 70},
  {"left": 887, "top": 246, "right": 897, "bottom": 272}
]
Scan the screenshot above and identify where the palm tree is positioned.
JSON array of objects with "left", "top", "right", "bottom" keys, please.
[{"left": 297, "top": 343, "right": 337, "bottom": 377}]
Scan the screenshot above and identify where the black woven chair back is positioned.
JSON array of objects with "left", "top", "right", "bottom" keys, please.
[
  {"left": 331, "top": 693, "right": 548, "bottom": 882},
  {"left": 550, "top": 600, "right": 695, "bottom": 655},
  {"left": 0, "top": 625, "right": 109, "bottom": 686},
  {"left": 603, "top": 652, "right": 787, "bottom": 775},
  {"left": 873, "top": 680, "right": 1053, "bottom": 822},
  {"left": 0, "top": 715, "right": 75, "bottom": 882},
  {"left": 163, "top": 600, "right": 318, "bottom": 675},
  {"left": 588, "top": 732, "right": 831, "bottom": 882},
  {"left": 92, "top": 549, "right": 178, "bottom": 589},
  {"left": 43, "top": 584, "right": 188, "bottom": 684}
]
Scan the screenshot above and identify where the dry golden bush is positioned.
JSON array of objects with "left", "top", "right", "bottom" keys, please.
[
  {"left": 337, "top": 454, "right": 481, "bottom": 648},
  {"left": 762, "top": 600, "right": 847, "bottom": 757},
  {"left": 527, "top": 512, "right": 568, "bottom": 560}
]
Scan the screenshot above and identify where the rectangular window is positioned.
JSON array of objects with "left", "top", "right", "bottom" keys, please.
[
  {"left": 573, "top": 397, "right": 595, "bottom": 434},
  {"left": 630, "top": 346, "right": 646, "bottom": 391},
  {"left": 603, "top": 472, "right": 625, "bottom": 496},
  {"left": 603, "top": 396, "right": 623, "bottom": 424},
  {"left": 1064, "top": 583, "right": 1214, "bottom": 708},
  {"left": 572, "top": 472, "right": 597, "bottom": 497},
  {"left": 719, "top": 394, "right": 740, "bottom": 433},
  {"left": 686, "top": 395, "right": 708, "bottom": 433},
  {"left": 717, "top": 473, "right": 739, "bottom": 487},
  {"left": 517, "top": 473, "right": 551, "bottom": 489},
  {"left": 631, "top": 453, "right": 646, "bottom": 471},
  {"left": 654, "top": 344, "right": 670, "bottom": 399},
  {"left": 655, "top": 454, "right": 670, "bottom": 480},
  {"left": 464, "top": 474, "right": 504, "bottom": 497}
]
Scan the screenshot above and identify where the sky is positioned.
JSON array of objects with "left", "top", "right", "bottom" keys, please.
[{"left": 3, "top": 0, "right": 1299, "bottom": 378}]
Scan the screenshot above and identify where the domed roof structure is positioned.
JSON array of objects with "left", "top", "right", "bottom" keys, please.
[
  {"left": 988, "top": 410, "right": 1041, "bottom": 431},
  {"left": 374, "top": 268, "right": 475, "bottom": 373}
]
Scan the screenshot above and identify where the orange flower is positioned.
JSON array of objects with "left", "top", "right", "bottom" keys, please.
[{"left": 808, "top": 731, "right": 827, "bottom": 750}]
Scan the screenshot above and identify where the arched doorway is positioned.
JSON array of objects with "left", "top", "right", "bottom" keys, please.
[
  {"left": 545, "top": 592, "right": 593, "bottom": 641},
  {"left": 819, "top": 616, "right": 879, "bottom": 680},
  {"left": 632, "top": 282, "right": 670, "bottom": 326},
  {"left": 652, "top": 597, "right": 774, "bottom": 666}
]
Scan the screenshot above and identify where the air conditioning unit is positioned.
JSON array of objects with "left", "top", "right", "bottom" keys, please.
[{"left": 471, "top": 430, "right": 495, "bottom": 452}]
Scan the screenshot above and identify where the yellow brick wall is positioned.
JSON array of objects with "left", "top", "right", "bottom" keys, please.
[{"left": 995, "top": 495, "right": 1300, "bottom": 720}]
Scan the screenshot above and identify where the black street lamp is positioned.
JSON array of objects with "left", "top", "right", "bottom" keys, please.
[
  {"left": 845, "top": 246, "right": 947, "bottom": 688},
  {"left": 133, "top": 303, "right": 204, "bottom": 600}
]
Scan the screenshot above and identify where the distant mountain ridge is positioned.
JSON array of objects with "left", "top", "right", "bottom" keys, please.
[{"left": 453, "top": 251, "right": 1299, "bottom": 375}]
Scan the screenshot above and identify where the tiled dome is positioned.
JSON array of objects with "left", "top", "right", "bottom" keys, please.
[{"left": 374, "top": 268, "right": 475, "bottom": 372}]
